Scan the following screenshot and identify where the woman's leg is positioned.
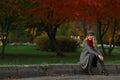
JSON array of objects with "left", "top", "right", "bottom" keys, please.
[
  {"left": 98, "top": 57, "right": 109, "bottom": 75},
  {"left": 88, "top": 54, "right": 96, "bottom": 75}
]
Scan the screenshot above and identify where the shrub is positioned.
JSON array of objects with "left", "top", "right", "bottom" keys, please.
[
  {"left": 34, "top": 35, "right": 51, "bottom": 51},
  {"left": 8, "top": 27, "right": 30, "bottom": 43},
  {"left": 56, "top": 36, "right": 79, "bottom": 51},
  {"left": 35, "top": 36, "right": 79, "bottom": 52}
]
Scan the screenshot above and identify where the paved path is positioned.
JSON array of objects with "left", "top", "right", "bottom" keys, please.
[
  {"left": 17, "top": 75, "right": 120, "bottom": 80},
  {"left": 1, "top": 64, "right": 120, "bottom": 79}
]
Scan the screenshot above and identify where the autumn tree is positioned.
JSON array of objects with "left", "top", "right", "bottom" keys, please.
[
  {"left": 27, "top": 0, "right": 82, "bottom": 56},
  {"left": 0, "top": 0, "right": 21, "bottom": 58},
  {"left": 13, "top": 0, "right": 120, "bottom": 56},
  {"left": 96, "top": 0, "right": 120, "bottom": 55},
  {"left": 81, "top": 0, "right": 120, "bottom": 55}
]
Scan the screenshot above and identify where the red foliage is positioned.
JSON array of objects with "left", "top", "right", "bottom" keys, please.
[
  {"left": 83, "top": 0, "right": 120, "bottom": 23},
  {"left": 27, "top": 0, "right": 84, "bottom": 24},
  {"left": 26, "top": 0, "right": 120, "bottom": 24}
]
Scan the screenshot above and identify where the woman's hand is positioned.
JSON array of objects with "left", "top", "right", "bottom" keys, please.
[{"left": 98, "top": 55, "right": 104, "bottom": 61}]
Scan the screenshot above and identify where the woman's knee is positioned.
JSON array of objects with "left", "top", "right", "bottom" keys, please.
[{"left": 89, "top": 54, "right": 96, "bottom": 58}]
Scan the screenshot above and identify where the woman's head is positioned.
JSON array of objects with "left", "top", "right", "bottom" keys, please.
[
  {"left": 87, "top": 31, "right": 95, "bottom": 36},
  {"left": 87, "top": 31, "right": 95, "bottom": 40},
  {"left": 85, "top": 31, "right": 97, "bottom": 49},
  {"left": 87, "top": 35, "right": 94, "bottom": 40}
]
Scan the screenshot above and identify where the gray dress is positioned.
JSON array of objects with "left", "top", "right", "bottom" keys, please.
[{"left": 80, "top": 40, "right": 102, "bottom": 70}]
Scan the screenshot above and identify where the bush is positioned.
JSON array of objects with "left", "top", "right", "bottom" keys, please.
[
  {"left": 35, "top": 36, "right": 79, "bottom": 52},
  {"left": 9, "top": 27, "right": 30, "bottom": 43},
  {"left": 35, "top": 36, "right": 51, "bottom": 51},
  {"left": 56, "top": 36, "right": 79, "bottom": 51}
]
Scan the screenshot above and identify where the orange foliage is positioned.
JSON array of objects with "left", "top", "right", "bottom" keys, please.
[
  {"left": 82, "top": 0, "right": 120, "bottom": 23},
  {"left": 0, "top": 0, "right": 120, "bottom": 24},
  {"left": 27, "top": 0, "right": 84, "bottom": 25}
]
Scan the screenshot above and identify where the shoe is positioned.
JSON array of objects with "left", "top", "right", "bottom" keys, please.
[
  {"left": 102, "top": 71, "right": 109, "bottom": 76},
  {"left": 88, "top": 70, "right": 94, "bottom": 75}
]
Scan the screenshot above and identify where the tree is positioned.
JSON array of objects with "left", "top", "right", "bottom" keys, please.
[
  {"left": 0, "top": 0, "right": 24, "bottom": 58},
  {"left": 103, "top": 19, "right": 120, "bottom": 55},
  {"left": 11, "top": 0, "right": 120, "bottom": 56},
  {"left": 82, "top": 0, "right": 120, "bottom": 55},
  {"left": 97, "top": 0, "right": 120, "bottom": 55},
  {"left": 0, "top": 0, "right": 20, "bottom": 58},
  {"left": 27, "top": 0, "right": 82, "bottom": 56}
]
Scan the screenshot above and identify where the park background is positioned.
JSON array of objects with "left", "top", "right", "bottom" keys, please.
[{"left": 0, "top": 0, "right": 120, "bottom": 65}]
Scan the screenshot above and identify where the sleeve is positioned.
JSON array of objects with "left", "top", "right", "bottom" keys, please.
[
  {"left": 96, "top": 48, "right": 102, "bottom": 55},
  {"left": 83, "top": 40, "right": 99, "bottom": 56}
]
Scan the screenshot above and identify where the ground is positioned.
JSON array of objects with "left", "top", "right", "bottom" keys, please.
[{"left": 17, "top": 75, "right": 120, "bottom": 80}]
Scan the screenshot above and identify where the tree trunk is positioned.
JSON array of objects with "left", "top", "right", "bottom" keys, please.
[
  {"left": 96, "top": 25, "right": 100, "bottom": 43},
  {"left": 107, "top": 19, "right": 117, "bottom": 55},
  {"left": 49, "top": 37, "right": 63, "bottom": 56},
  {"left": 0, "top": 33, "right": 8, "bottom": 59},
  {"left": 0, "top": 18, "right": 10, "bottom": 58},
  {"left": 1, "top": 41, "right": 5, "bottom": 59},
  {"left": 45, "top": 24, "right": 64, "bottom": 56},
  {"left": 81, "top": 20, "right": 87, "bottom": 38},
  {"left": 97, "top": 21, "right": 107, "bottom": 55}
]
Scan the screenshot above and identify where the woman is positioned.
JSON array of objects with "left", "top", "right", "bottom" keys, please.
[{"left": 80, "top": 31, "right": 108, "bottom": 75}]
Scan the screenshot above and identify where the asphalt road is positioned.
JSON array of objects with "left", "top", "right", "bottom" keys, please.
[{"left": 17, "top": 74, "right": 120, "bottom": 80}]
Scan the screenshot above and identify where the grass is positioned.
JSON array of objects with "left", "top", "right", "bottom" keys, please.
[
  {"left": 0, "top": 44, "right": 120, "bottom": 65},
  {"left": 104, "top": 48, "right": 120, "bottom": 64}
]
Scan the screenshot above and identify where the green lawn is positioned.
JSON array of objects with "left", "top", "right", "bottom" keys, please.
[{"left": 0, "top": 45, "right": 120, "bottom": 65}]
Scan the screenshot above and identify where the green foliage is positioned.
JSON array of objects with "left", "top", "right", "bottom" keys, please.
[
  {"left": 8, "top": 26, "right": 30, "bottom": 43},
  {"left": 34, "top": 35, "right": 50, "bottom": 51},
  {"left": 35, "top": 35, "right": 79, "bottom": 52},
  {"left": 56, "top": 36, "right": 79, "bottom": 52},
  {"left": 57, "top": 24, "right": 70, "bottom": 36}
]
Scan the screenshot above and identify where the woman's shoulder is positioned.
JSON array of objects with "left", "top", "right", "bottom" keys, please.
[{"left": 83, "top": 40, "right": 88, "bottom": 44}]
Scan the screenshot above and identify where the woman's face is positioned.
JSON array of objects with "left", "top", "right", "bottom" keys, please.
[{"left": 87, "top": 35, "right": 94, "bottom": 40}]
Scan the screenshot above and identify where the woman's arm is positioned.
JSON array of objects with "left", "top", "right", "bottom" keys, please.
[
  {"left": 84, "top": 40, "right": 99, "bottom": 56},
  {"left": 84, "top": 40, "right": 104, "bottom": 61}
]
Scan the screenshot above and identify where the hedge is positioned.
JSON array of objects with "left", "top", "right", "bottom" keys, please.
[{"left": 35, "top": 36, "right": 79, "bottom": 52}]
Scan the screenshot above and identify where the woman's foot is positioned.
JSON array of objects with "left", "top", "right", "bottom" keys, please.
[
  {"left": 101, "top": 71, "right": 109, "bottom": 76},
  {"left": 88, "top": 70, "right": 94, "bottom": 75}
]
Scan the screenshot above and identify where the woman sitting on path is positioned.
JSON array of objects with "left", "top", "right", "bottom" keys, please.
[{"left": 80, "top": 31, "right": 108, "bottom": 75}]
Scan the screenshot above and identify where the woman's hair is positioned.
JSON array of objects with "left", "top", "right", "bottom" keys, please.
[{"left": 92, "top": 36, "right": 97, "bottom": 50}]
